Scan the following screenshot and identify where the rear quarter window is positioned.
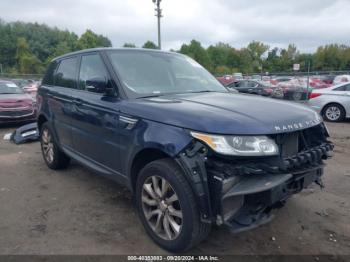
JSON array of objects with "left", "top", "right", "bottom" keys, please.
[{"left": 333, "top": 84, "right": 350, "bottom": 91}]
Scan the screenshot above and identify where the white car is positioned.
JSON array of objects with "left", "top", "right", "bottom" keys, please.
[
  {"left": 333, "top": 75, "right": 350, "bottom": 86},
  {"left": 308, "top": 83, "right": 350, "bottom": 122}
]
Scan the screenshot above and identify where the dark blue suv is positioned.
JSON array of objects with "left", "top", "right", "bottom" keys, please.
[{"left": 37, "top": 48, "right": 333, "bottom": 252}]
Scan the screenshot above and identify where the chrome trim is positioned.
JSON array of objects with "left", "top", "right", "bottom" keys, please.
[
  {"left": 0, "top": 110, "right": 35, "bottom": 118},
  {"left": 119, "top": 115, "right": 138, "bottom": 124},
  {"left": 0, "top": 106, "right": 31, "bottom": 111},
  {"left": 119, "top": 115, "right": 138, "bottom": 130}
]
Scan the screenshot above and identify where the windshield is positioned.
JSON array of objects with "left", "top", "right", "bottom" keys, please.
[
  {"left": 107, "top": 50, "right": 227, "bottom": 98},
  {"left": 0, "top": 82, "right": 24, "bottom": 94}
]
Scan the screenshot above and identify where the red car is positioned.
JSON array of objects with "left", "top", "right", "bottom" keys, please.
[
  {"left": 216, "top": 75, "right": 235, "bottom": 86},
  {"left": 0, "top": 80, "right": 37, "bottom": 124},
  {"left": 309, "top": 78, "right": 332, "bottom": 89},
  {"left": 12, "top": 79, "right": 39, "bottom": 101}
]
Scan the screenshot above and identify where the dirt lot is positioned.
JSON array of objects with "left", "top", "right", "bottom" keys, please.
[{"left": 0, "top": 122, "right": 349, "bottom": 255}]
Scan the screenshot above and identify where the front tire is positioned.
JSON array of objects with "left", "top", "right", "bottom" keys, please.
[
  {"left": 323, "top": 103, "right": 345, "bottom": 122},
  {"left": 135, "top": 159, "right": 211, "bottom": 252},
  {"left": 40, "top": 122, "right": 70, "bottom": 169}
]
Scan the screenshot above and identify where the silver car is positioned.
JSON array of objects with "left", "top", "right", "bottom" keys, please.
[{"left": 308, "top": 83, "right": 350, "bottom": 122}]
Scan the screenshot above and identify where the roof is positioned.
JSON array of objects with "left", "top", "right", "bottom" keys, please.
[{"left": 53, "top": 47, "right": 178, "bottom": 61}]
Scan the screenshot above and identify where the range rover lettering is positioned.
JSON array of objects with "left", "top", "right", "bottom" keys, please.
[{"left": 37, "top": 48, "right": 333, "bottom": 252}]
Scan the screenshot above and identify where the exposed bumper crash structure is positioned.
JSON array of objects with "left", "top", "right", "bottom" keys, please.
[
  {"left": 178, "top": 123, "right": 333, "bottom": 232},
  {"left": 10, "top": 123, "right": 39, "bottom": 144}
]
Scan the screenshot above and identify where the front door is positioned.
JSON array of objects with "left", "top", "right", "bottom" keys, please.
[{"left": 70, "top": 53, "right": 122, "bottom": 174}]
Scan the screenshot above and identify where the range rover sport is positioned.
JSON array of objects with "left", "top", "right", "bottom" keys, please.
[{"left": 37, "top": 48, "right": 333, "bottom": 252}]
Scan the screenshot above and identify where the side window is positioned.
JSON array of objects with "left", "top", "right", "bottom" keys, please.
[
  {"left": 78, "top": 54, "right": 109, "bottom": 93},
  {"left": 345, "top": 84, "right": 350, "bottom": 91},
  {"left": 238, "top": 81, "right": 248, "bottom": 87},
  {"left": 248, "top": 81, "right": 257, "bottom": 87},
  {"left": 42, "top": 61, "right": 58, "bottom": 86},
  {"left": 54, "top": 57, "right": 78, "bottom": 89},
  {"left": 334, "top": 85, "right": 347, "bottom": 91}
]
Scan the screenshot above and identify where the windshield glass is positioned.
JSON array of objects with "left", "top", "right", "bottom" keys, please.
[
  {"left": 0, "top": 82, "right": 23, "bottom": 94},
  {"left": 107, "top": 50, "right": 227, "bottom": 97}
]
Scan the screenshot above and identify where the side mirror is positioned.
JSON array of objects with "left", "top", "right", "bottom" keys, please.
[{"left": 86, "top": 77, "right": 110, "bottom": 94}]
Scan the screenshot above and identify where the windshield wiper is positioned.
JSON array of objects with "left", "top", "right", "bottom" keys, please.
[{"left": 137, "top": 94, "right": 163, "bottom": 99}]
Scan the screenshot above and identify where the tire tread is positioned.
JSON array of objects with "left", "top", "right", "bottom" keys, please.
[
  {"left": 136, "top": 158, "right": 211, "bottom": 252},
  {"left": 40, "top": 122, "right": 70, "bottom": 170}
]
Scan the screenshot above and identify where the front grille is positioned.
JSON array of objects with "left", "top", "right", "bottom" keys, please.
[
  {"left": 0, "top": 109, "right": 34, "bottom": 118},
  {"left": 278, "top": 132, "right": 299, "bottom": 157},
  {"left": 276, "top": 124, "right": 330, "bottom": 156}
]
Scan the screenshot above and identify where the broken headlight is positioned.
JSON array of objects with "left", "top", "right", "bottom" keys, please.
[{"left": 190, "top": 132, "right": 279, "bottom": 156}]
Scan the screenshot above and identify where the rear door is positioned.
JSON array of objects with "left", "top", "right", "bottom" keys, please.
[
  {"left": 46, "top": 57, "right": 78, "bottom": 149},
  {"left": 236, "top": 81, "right": 250, "bottom": 93},
  {"left": 247, "top": 81, "right": 260, "bottom": 94},
  {"left": 320, "top": 84, "right": 350, "bottom": 117},
  {"left": 332, "top": 84, "right": 350, "bottom": 116},
  {"left": 70, "top": 52, "right": 122, "bottom": 174}
]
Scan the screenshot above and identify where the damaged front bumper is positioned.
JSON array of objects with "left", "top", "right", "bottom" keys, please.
[
  {"left": 177, "top": 140, "right": 334, "bottom": 233},
  {"left": 212, "top": 166, "right": 323, "bottom": 233}
]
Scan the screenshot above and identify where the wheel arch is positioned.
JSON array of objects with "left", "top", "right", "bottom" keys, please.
[
  {"left": 321, "top": 102, "right": 346, "bottom": 116},
  {"left": 37, "top": 114, "right": 48, "bottom": 131},
  {"left": 129, "top": 147, "right": 171, "bottom": 192}
]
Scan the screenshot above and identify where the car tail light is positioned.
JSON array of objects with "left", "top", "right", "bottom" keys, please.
[{"left": 309, "top": 93, "right": 322, "bottom": 99}]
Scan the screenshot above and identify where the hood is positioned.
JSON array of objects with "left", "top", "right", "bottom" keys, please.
[
  {"left": 121, "top": 92, "right": 322, "bottom": 135},
  {"left": 0, "top": 94, "right": 33, "bottom": 108}
]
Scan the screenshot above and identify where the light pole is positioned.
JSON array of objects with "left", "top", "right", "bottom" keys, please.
[
  {"left": 306, "top": 60, "right": 311, "bottom": 101},
  {"left": 152, "top": 0, "right": 162, "bottom": 49}
]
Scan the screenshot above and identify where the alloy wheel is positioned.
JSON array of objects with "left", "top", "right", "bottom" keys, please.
[
  {"left": 141, "top": 176, "right": 183, "bottom": 240},
  {"left": 42, "top": 129, "right": 54, "bottom": 164},
  {"left": 293, "top": 91, "right": 302, "bottom": 101},
  {"left": 325, "top": 106, "right": 341, "bottom": 121}
]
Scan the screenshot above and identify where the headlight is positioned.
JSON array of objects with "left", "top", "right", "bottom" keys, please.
[{"left": 190, "top": 132, "right": 279, "bottom": 156}]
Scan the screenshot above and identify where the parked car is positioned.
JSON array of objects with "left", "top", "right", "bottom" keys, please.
[
  {"left": 283, "top": 86, "right": 311, "bottom": 101},
  {"left": 274, "top": 78, "right": 311, "bottom": 101},
  {"left": 216, "top": 75, "right": 234, "bottom": 86},
  {"left": 0, "top": 80, "right": 37, "bottom": 124},
  {"left": 251, "top": 74, "right": 262, "bottom": 80},
  {"left": 333, "top": 75, "right": 350, "bottom": 85},
  {"left": 233, "top": 72, "right": 243, "bottom": 80},
  {"left": 37, "top": 48, "right": 333, "bottom": 252},
  {"left": 309, "top": 77, "right": 332, "bottom": 89},
  {"left": 227, "top": 80, "right": 276, "bottom": 97},
  {"left": 270, "top": 76, "right": 294, "bottom": 86},
  {"left": 12, "top": 79, "right": 39, "bottom": 100},
  {"left": 309, "top": 82, "right": 350, "bottom": 122},
  {"left": 317, "top": 75, "right": 336, "bottom": 85}
]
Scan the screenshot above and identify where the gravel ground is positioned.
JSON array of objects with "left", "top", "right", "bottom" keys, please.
[{"left": 0, "top": 121, "right": 349, "bottom": 255}]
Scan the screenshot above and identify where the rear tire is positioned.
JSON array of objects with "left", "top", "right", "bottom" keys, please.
[
  {"left": 135, "top": 158, "right": 211, "bottom": 252},
  {"left": 40, "top": 122, "right": 70, "bottom": 170},
  {"left": 292, "top": 91, "right": 302, "bottom": 101},
  {"left": 323, "top": 103, "right": 345, "bottom": 122}
]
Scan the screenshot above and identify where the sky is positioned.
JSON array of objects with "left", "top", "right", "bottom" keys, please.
[{"left": 0, "top": 0, "right": 350, "bottom": 52}]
